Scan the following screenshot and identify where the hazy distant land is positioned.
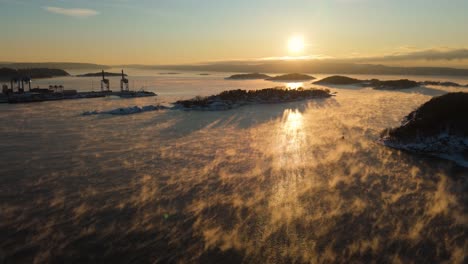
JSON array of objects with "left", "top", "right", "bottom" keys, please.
[
  {"left": 226, "top": 73, "right": 271, "bottom": 80},
  {"left": 0, "top": 67, "right": 69, "bottom": 81},
  {"left": 3, "top": 60, "right": 468, "bottom": 76},
  {"left": 266, "top": 73, "right": 315, "bottom": 81},
  {"left": 314, "top": 75, "right": 468, "bottom": 89},
  {"left": 128, "top": 60, "right": 468, "bottom": 76},
  {"left": 0, "top": 62, "right": 109, "bottom": 70},
  {"left": 77, "top": 72, "right": 128, "bottom": 77}
]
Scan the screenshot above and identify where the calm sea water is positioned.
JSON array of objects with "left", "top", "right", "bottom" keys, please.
[{"left": 0, "top": 69, "right": 467, "bottom": 263}]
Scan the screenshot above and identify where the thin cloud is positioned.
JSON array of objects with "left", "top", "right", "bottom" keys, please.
[{"left": 44, "top": 6, "right": 99, "bottom": 18}]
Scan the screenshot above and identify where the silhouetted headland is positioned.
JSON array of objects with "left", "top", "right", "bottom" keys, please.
[
  {"left": 225, "top": 73, "right": 271, "bottom": 80},
  {"left": 314, "top": 75, "right": 363, "bottom": 85},
  {"left": 314, "top": 75, "right": 468, "bottom": 90},
  {"left": 421, "top": 81, "right": 465, "bottom": 87},
  {"left": 314, "top": 75, "right": 419, "bottom": 89},
  {"left": 370, "top": 79, "right": 420, "bottom": 90},
  {"left": 380, "top": 92, "right": 468, "bottom": 167},
  {"left": 173, "top": 87, "right": 332, "bottom": 110},
  {"left": 0, "top": 68, "right": 69, "bottom": 81},
  {"left": 266, "top": 73, "right": 315, "bottom": 81}
]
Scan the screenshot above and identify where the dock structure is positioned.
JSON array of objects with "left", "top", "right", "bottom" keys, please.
[
  {"left": 0, "top": 70, "right": 156, "bottom": 104},
  {"left": 4, "top": 76, "right": 31, "bottom": 94}
]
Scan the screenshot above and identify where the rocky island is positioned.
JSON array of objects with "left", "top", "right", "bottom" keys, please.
[
  {"left": 314, "top": 75, "right": 420, "bottom": 90},
  {"left": 314, "top": 75, "right": 363, "bottom": 85},
  {"left": 83, "top": 105, "right": 168, "bottom": 116},
  {"left": 77, "top": 72, "right": 127, "bottom": 77},
  {"left": 0, "top": 68, "right": 69, "bottom": 80},
  {"left": 267, "top": 73, "right": 316, "bottom": 81},
  {"left": 225, "top": 73, "right": 271, "bottom": 80},
  {"left": 315, "top": 75, "right": 468, "bottom": 89},
  {"left": 420, "top": 80, "right": 465, "bottom": 87},
  {"left": 380, "top": 92, "right": 468, "bottom": 167},
  {"left": 370, "top": 79, "right": 419, "bottom": 90},
  {"left": 172, "top": 87, "right": 332, "bottom": 111}
]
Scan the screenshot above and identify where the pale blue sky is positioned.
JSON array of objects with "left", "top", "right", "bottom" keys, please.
[{"left": 1, "top": 0, "right": 468, "bottom": 64}]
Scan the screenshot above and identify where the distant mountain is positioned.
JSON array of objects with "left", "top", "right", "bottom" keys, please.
[
  {"left": 0, "top": 68, "right": 70, "bottom": 81},
  {"left": 130, "top": 60, "right": 468, "bottom": 76},
  {"left": 0, "top": 62, "right": 110, "bottom": 70}
]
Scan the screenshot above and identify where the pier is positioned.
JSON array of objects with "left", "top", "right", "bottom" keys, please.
[{"left": 0, "top": 70, "right": 156, "bottom": 104}]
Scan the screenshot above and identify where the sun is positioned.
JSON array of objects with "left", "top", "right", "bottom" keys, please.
[{"left": 288, "top": 36, "right": 305, "bottom": 54}]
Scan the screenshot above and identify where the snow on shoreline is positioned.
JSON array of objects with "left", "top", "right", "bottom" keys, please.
[
  {"left": 380, "top": 134, "right": 468, "bottom": 168},
  {"left": 82, "top": 105, "right": 169, "bottom": 116}
]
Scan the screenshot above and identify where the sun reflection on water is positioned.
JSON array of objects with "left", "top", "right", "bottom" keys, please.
[
  {"left": 286, "top": 82, "right": 304, "bottom": 90},
  {"left": 270, "top": 108, "right": 307, "bottom": 223}
]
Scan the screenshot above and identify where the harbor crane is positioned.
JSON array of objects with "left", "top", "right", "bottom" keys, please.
[
  {"left": 120, "top": 70, "right": 129, "bottom": 92},
  {"left": 100, "top": 70, "right": 110, "bottom": 92}
]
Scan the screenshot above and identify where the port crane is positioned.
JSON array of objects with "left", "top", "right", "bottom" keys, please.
[
  {"left": 100, "top": 70, "right": 110, "bottom": 92},
  {"left": 120, "top": 70, "right": 129, "bottom": 92}
]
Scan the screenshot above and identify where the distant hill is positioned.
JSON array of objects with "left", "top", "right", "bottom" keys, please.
[
  {"left": 0, "top": 68, "right": 70, "bottom": 81},
  {"left": 267, "top": 73, "right": 315, "bottom": 81},
  {"left": 226, "top": 73, "right": 271, "bottom": 80},
  {"left": 370, "top": 79, "right": 419, "bottom": 90},
  {"left": 77, "top": 72, "right": 127, "bottom": 77},
  {"left": 134, "top": 60, "right": 468, "bottom": 76},
  {"left": 314, "top": 75, "right": 363, "bottom": 85},
  {"left": 0, "top": 62, "right": 110, "bottom": 70},
  {"left": 314, "top": 75, "right": 420, "bottom": 90}
]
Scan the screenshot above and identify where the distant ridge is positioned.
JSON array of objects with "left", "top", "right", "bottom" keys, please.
[
  {"left": 0, "top": 62, "right": 110, "bottom": 70},
  {"left": 226, "top": 73, "right": 271, "bottom": 80},
  {"left": 129, "top": 61, "right": 468, "bottom": 76},
  {"left": 77, "top": 72, "right": 127, "bottom": 77},
  {"left": 4, "top": 61, "right": 468, "bottom": 76},
  {"left": 0, "top": 68, "right": 69, "bottom": 80}
]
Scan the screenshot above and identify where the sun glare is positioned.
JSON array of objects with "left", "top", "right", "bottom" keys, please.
[
  {"left": 288, "top": 36, "right": 305, "bottom": 54},
  {"left": 286, "top": 82, "right": 304, "bottom": 90}
]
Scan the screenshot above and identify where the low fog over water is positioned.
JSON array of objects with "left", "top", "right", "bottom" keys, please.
[{"left": 0, "top": 71, "right": 467, "bottom": 263}]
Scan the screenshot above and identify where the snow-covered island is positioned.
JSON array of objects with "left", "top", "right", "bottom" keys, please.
[
  {"left": 380, "top": 92, "right": 468, "bottom": 167},
  {"left": 82, "top": 105, "right": 168, "bottom": 116},
  {"left": 172, "top": 87, "right": 332, "bottom": 111}
]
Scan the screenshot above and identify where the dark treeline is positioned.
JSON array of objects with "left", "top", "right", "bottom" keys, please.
[
  {"left": 174, "top": 87, "right": 331, "bottom": 109},
  {"left": 384, "top": 92, "right": 468, "bottom": 140},
  {"left": 0, "top": 68, "right": 70, "bottom": 81}
]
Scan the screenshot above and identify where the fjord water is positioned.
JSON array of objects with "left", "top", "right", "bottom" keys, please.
[{"left": 0, "top": 70, "right": 467, "bottom": 263}]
